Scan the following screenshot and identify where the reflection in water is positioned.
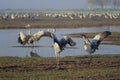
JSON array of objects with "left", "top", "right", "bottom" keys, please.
[
  {"left": 0, "top": 26, "right": 120, "bottom": 57},
  {"left": 29, "top": 51, "right": 40, "bottom": 57}
]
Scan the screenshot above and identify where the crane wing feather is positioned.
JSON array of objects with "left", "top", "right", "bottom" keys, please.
[
  {"left": 93, "top": 31, "right": 111, "bottom": 41},
  {"left": 92, "top": 31, "right": 111, "bottom": 48},
  {"left": 81, "top": 34, "right": 91, "bottom": 45}
]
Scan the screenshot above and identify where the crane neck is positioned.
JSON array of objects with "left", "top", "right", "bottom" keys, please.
[{"left": 28, "top": 28, "right": 31, "bottom": 35}]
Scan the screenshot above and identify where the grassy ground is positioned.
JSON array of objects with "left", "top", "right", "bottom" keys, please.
[
  {"left": 0, "top": 19, "right": 120, "bottom": 29},
  {"left": 0, "top": 54, "right": 120, "bottom": 80}
]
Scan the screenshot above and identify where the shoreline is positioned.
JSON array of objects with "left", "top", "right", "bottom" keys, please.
[{"left": 0, "top": 20, "right": 120, "bottom": 29}]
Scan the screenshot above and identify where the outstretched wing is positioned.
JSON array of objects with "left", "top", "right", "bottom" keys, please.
[
  {"left": 67, "top": 37, "right": 76, "bottom": 46},
  {"left": 32, "top": 30, "right": 52, "bottom": 41},
  {"left": 42, "top": 31, "right": 53, "bottom": 38},
  {"left": 18, "top": 32, "right": 27, "bottom": 45},
  {"left": 92, "top": 31, "right": 111, "bottom": 47},
  {"left": 81, "top": 34, "right": 91, "bottom": 45},
  {"left": 61, "top": 36, "right": 76, "bottom": 47},
  {"left": 93, "top": 31, "right": 111, "bottom": 41}
]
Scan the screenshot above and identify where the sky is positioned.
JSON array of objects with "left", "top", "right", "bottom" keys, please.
[{"left": 0, "top": 0, "right": 87, "bottom": 9}]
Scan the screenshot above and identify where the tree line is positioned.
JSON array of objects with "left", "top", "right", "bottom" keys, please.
[{"left": 87, "top": 0, "right": 120, "bottom": 9}]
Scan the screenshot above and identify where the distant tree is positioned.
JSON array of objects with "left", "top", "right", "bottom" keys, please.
[{"left": 87, "top": 0, "right": 112, "bottom": 9}]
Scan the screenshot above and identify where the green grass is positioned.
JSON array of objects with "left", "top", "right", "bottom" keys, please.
[
  {"left": 0, "top": 68, "right": 119, "bottom": 80},
  {"left": 0, "top": 54, "right": 120, "bottom": 80}
]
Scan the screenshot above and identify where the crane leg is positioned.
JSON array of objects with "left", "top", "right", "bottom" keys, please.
[
  {"left": 89, "top": 53, "right": 93, "bottom": 64},
  {"left": 55, "top": 53, "right": 60, "bottom": 69}
]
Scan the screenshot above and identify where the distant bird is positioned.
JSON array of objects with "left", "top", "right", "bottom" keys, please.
[
  {"left": 51, "top": 33, "right": 76, "bottom": 68},
  {"left": 81, "top": 31, "right": 111, "bottom": 63},
  {"left": 18, "top": 24, "right": 53, "bottom": 46},
  {"left": 30, "top": 51, "right": 40, "bottom": 57}
]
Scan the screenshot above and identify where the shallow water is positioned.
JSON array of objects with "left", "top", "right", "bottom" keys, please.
[{"left": 0, "top": 26, "right": 120, "bottom": 57}]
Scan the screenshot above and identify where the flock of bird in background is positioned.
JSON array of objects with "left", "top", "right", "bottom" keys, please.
[{"left": 18, "top": 24, "right": 111, "bottom": 66}]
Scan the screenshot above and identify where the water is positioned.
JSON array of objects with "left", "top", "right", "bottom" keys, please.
[{"left": 0, "top": 26, "right": 120, "bottom": 57}]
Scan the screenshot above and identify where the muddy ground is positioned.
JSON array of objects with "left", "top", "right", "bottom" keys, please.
[
  {"left": 0, "top": 54, "right": 119, "bottom": 80},
  {"left": 0, "top": 19, "right": 120, "bottom": 29}
]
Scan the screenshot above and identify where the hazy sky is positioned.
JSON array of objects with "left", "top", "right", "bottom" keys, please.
[{"left": 0, "top": 0, "right": 87, "bottom": 9}]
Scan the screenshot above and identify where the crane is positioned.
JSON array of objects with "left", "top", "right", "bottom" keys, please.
[
  {"left": 81, "top": 31, "right": 111, "bottom": 63},
  {"left": 18, "top": 24, "right": 53, "bottom": 46},
  {"left": 51, "top": 33, "right": 76, "bottom": 68}
]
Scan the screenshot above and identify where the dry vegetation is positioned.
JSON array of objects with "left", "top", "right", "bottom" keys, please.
[
  {"left": 0, "top": 54, "right": 120, "bottom": 80},
  {"left": 0, "top": 19, "right": 120, "bottom": 29}
]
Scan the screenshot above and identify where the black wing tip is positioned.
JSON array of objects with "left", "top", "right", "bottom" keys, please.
[
  {"left": 104, "top": 31, "right": 111, "bottom": 35},
  {"left": 104, "top": 31, "right": 111, "bottom": 33},
  {"left": 18, "top": 36, "right": 22, "bottom": 43}
]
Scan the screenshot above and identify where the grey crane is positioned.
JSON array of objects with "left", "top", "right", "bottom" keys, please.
[
  {"left": 81, "top": 31, "right": 111, "bottom": 63},
  {"left": 51, "top": 33, "right": 76, "bottom": 68},
  {"left": 18, "top": 24, "right": 53, "bottom": 46}
]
